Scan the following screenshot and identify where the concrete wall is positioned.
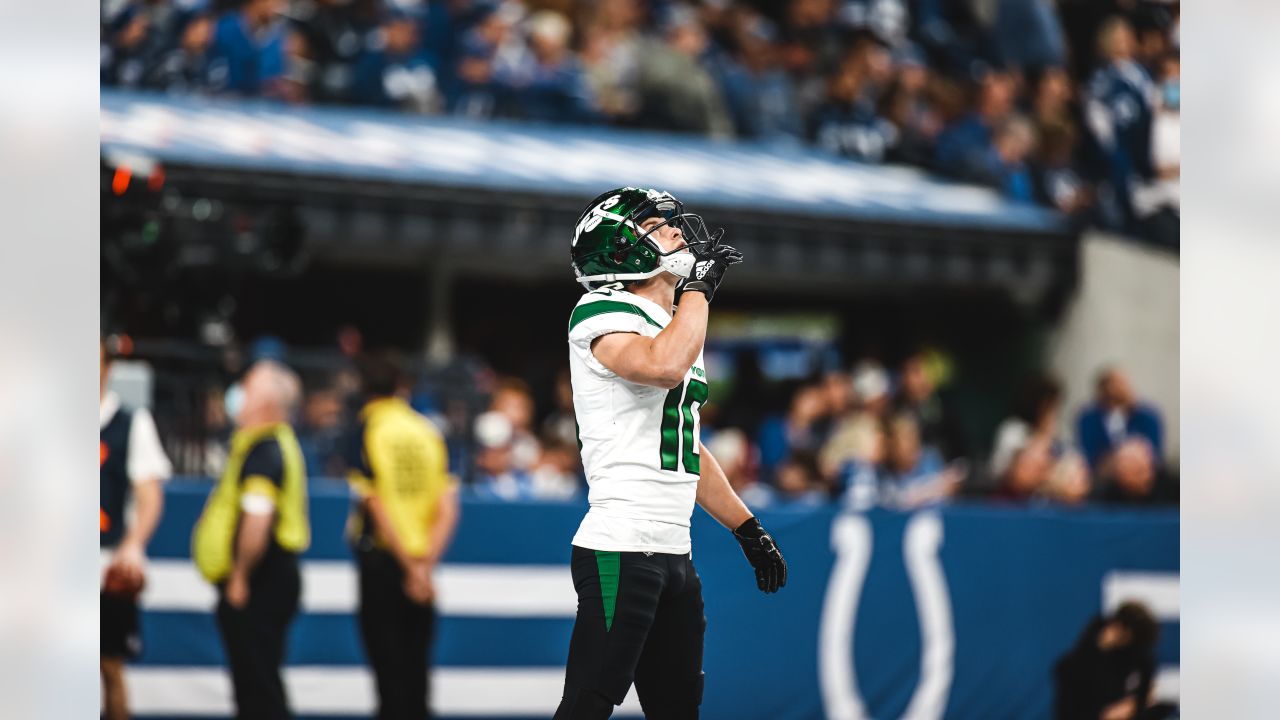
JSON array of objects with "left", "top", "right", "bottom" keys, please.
[{"left": 1048, "top": 232, "right": 1180, "bottom": 464}]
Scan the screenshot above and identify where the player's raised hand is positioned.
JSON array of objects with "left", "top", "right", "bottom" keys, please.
[
  {"left": 732, "top": 517, "right": 787, "bottom": 594},
  {"left": 676, "top": 243, "right": 743, "bottom": 303}
]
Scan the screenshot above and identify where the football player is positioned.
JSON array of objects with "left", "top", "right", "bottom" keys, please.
[{"left": 554, "top": 187, "right": 787, "bottom": 720}]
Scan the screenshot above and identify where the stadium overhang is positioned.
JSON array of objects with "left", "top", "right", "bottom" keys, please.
[{"left": 102, "top": 90, "right": 1078, "bottom": 306}]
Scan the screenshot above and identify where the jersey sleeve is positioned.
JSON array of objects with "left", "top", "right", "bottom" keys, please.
[
  {"left": 127, "top": 407, "right": 172, "bottom": 485},
  {"left": 239, "top": 438, "right": 285, "bottom": 513},
  {"left": 568, "top": 298, "right": 663, "bottom": 376},
  {"left": 568, "top": 299, "right": 658, "bottom": 347}
]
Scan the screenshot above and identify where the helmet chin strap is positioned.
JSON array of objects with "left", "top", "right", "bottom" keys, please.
[
  {"left": 658, "top": 249, "right": 695, "bottom": 279},
  {"left": 576, "top": 249, "right": 694, "bottom": 289}
]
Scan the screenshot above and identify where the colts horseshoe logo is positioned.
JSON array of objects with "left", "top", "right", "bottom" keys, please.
[{"left": 818, "top": 512, "right": 955, "bottom": 720}]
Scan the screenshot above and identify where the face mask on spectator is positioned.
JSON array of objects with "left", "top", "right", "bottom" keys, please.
[
  {"left": 224, "top": 383, "right": 245, "bottom": 424},
  {"left": 1162, "top": 80, "right": 1179, "bottom": 111}
]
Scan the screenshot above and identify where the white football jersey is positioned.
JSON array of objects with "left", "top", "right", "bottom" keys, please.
[{"left": 567, "top": 287, "right": 708, "bottom": 554}]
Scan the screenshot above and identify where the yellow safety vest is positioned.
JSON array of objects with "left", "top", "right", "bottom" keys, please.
[
  {"left": 347, "top": 397, "right": 452, "bottom": 558},
  {"left": 192, "top": 422, "right": 310, "bottom": 583}
]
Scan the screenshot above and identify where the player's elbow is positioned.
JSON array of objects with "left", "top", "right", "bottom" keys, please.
[
  {"left": 649, "top": 359, "right": 691, "bottom": 389},
  {"left": 655, "top": 372, "right": 685, "bottom": 389}
]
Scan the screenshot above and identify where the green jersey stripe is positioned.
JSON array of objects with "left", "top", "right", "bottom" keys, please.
[
  {"left": 569, "top": 300, "right": 663, "bottom": 332},
  {"left": 595, "top": 550, "right": 621, "bottom": 632}
]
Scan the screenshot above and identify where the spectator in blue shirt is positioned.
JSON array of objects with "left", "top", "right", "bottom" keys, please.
[
  {"left": 810, "top": 37, "right": 898, "bottom": 163},
  {"left": 1083, "top": 17, "right": 1155, "bottom": 231},
  {"left": 349, "top": 9, "right": 442, "bottom": 112},
  {"left": 450, "top": 1, "right": 527, "bottom": 118},
  {"left": 980, "top": 114, "right": 1038, "bottom": 202},
  {"left": 934, "top": 68, "right": 1016, "bottom": 181},
  {"left": 877, "top": 413, "right": 961, "bottom": 509},
  {"left": 205, "top": 0, "right": 295, "bottom": 99},
  {"left": 146, "top": 12, "right": 215, "bottom": 95},
  {"left": 469, "top": 410, "right": 538, "bottom": 500},
  {"left": 499, "top": 10, "right": 596, "bottom": 124},
  {"left": 715, "top": 12, "right": 801, "bottom": 141},
  {"left": 992, "top": 0, "right": 1067, "bottom": 73},
  {"left": 1076, "top": 366, "right": 1164, "bottom": 471},
  {"left": 757, "top": 384, "right": 831, "bottom": 481},
  {"left": 102, "top": 0, "right": 206, "bottom": 89},
  {"left": 879, "top": 43, "right": 944, "bottom": 167}
]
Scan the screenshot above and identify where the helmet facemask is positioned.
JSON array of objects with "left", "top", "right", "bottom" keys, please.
[{"left": 631, "top": 199, "right": 722, "bottom": 280}]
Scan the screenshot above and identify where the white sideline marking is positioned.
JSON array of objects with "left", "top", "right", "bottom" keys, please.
[
  {"left": 128, "top": 666, "right": 644, "bottom": 716},
  {"left": 138, "top": 560, "right": 577, "bottom": 617},
  {"left": 1102, "top": 571, "right": 1179, "bottom": 621}
]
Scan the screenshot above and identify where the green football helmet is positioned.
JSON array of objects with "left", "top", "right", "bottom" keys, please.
[{"left": 570, "top": 187, "right": 721, "bottom": 290}]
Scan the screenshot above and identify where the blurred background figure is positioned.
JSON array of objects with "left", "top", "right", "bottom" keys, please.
[
  {"left": 100, "top": 338, "right": 171, "bottom": 720},
  {"left": 877, "top": 413, "right": 961, "bottom": 509},
  {"left": 488, "top": 378, "right": 541, "bottom": 473},
  {"left": 934, "top": 68, "right": 1017, "bottom": 184},
  {"left": 707, "top": 428, "right": 774, "bottom": 509},
  {"left": 993, "top": 435, "right": 1052, "bottom": 503},
  {"left": 205, "top": 0, "right": 303, "bottom": 100},
  {"left": 505, "top": 9, "right": 596, "bottom": 123},
  {"left": 192, "top": 360, "right": 310, "bottom": 720},
  {"left": 1083, "top": 16, "right": 1154, "bottom": 234},
  {"left": 346, "top": 351, "right": 459, "bottom": 720},
  {"left": 634, "top": 3, "right": 735, "bottom": 137},
  {"left": 758, "top": 382, "right": 831, "bottom": 482},
  {"left": 1054, "top": 601, "right": 1175, "bottom": 720},
  {"left": 349, "top": 6, "right": 443, "bottom": 113},
  {"left": 810, "top": 35, "right": 897, "bottom": 163},
  {"left": 1098, "top": 437, "right": 1176, "bottom": 506},
  {"left": 1077, "top": 366, "right": 1164, "bottom": 472},
  {"left": 892, "top": 351, "right": 968, "bottom": 462},
  {"left": 471, "top": 410, "right": 536, "bottom": 500},
  {"left": 773, "top": 450, "right": 829, "bottom": 506}
]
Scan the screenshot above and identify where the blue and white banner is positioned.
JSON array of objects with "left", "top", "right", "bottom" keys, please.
[
  {"left": 132, "top": 481, "right": 1177, "bottom": 719},
  {"left": 100, "top": 90, "right": 1065, "bottom": 232}
]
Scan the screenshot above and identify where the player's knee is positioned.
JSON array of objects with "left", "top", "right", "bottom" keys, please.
[{"left": 553, "top": 683, "right": 617, "bottom": 720}]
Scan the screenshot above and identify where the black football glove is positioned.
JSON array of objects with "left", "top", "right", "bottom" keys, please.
[
  {"left": 733, "top": 517, "right": 787, "bottom": 594},
  {"left": 676, "top": 244, "right": 744, "bottom": 304}
]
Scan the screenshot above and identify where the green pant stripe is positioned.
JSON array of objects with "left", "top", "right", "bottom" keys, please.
[{"left": 595, "top": 550, "right": 621, "bottom": 632}]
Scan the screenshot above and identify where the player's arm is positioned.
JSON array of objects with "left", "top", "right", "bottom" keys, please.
[
  {"left": 226, "top": 443, "right": 283, "bottom": 607},
  {"left": 698, "top": 442, "right": 788, "bottom": 594},
  {"left": 112, "top": 408, "right": 172, "bottom": 584},
  {"left": 229, "top": 505, "right": 274, "bottom": 585},
  {"left": 695, "top": 442, "right": 752, "bottom": 530},
  {"left": 591, "top": 293, "right": 709, "bottom": 388},
  {"left": 425, "top": 481, "right": 460, "bottom": 567}
]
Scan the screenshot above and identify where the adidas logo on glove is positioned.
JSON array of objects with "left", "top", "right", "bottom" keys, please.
[{"left": 695, "top": 262, "right": 711, "bottom": 280}]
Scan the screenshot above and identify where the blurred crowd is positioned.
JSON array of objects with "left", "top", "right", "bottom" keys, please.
[
  {"left": 165, "top": 333, "right": 1176, "bottom": 512},
  {"left": 100, "top": 0, "right": 1179, "bottom": 245}
]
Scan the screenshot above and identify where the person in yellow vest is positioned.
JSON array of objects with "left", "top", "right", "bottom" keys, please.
[
  {"left": 346, "top": 352, "right": 459, "bottom": 720},
  {"left": 193, "top": 360, "right": 309, "bottom": 720}
]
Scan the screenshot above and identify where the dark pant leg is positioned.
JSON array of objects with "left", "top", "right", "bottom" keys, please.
[
  {"left": 217, "top": 556, "right": 300, "bottom": 720},
  {"left": 100, "top": 592, "right": 142, "bottom": 659},
  {"left": 633, "top": 555, "right": 706, "bottom": 720},
  {"left": 402, "top": 598, "right": 435, "bottom": 719},
  {"left": 554, "top": 548, "right": 666, "bottom": 720},
  {"left": 359, "top": 549, "right": 436, "bottom": 720}
]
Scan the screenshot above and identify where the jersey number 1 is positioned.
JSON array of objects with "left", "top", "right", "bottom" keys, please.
[{"left": 660, "top": 379, "right": 708, "bottom": 474}]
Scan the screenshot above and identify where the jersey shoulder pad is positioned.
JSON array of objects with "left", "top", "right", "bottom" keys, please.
[{"left": 568, "top": 289, "right": 664, "bottom": 344}]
